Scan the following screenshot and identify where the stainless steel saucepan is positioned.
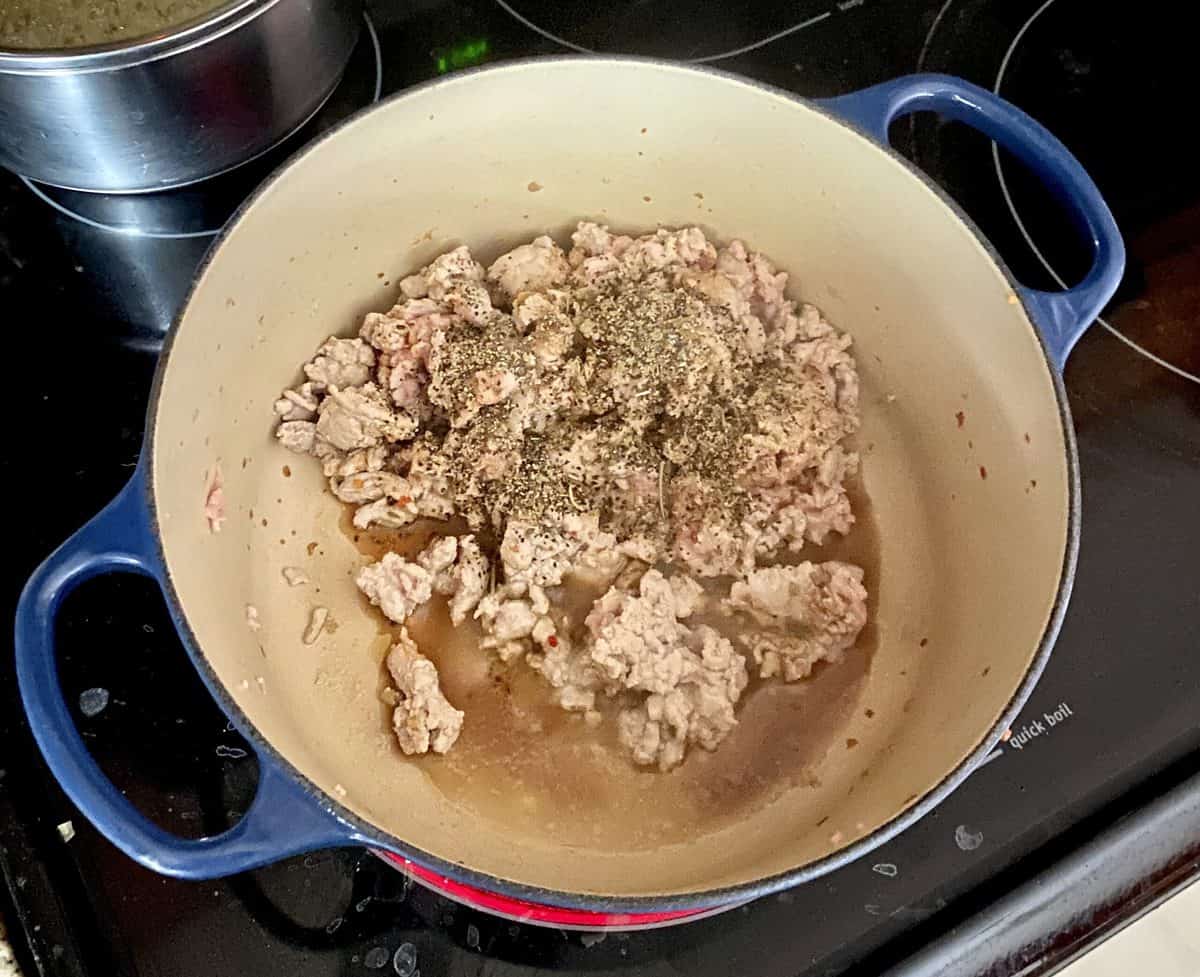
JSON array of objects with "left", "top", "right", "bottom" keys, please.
[{"left": 0, "top": 0, "right": 360, "bottom": 193}]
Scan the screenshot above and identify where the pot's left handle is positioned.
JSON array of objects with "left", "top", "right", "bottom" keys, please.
[
  {"left": 14, "top": 464, "right": 360, "bottom": 879},
  {"left": 817, "top": 73, "right": 1125, "bottom": 369}
]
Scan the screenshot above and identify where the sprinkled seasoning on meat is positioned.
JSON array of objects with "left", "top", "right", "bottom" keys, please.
[{"left": 275, "top": 222, "right": 868, "bottom": 767}]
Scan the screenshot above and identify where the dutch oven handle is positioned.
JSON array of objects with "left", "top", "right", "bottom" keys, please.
[
  {"left": 817, "top": 73, "right": 1125, "bottom": 370},
  {"left": 14, "top": 463, "right": 360, "bottom": 878}
]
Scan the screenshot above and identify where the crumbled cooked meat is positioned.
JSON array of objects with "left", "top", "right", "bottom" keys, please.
[
  {"left": 616, "top": 626, "right": 747, "bottom": 771},
  {"left": 724, "top": 562, "right": 868, "bottom": 680},
  {"left": 275, "top": 419, "right": 318, "bottom": 454},
  {"left": 417, "top": 534, "right": 458, "bottom": 575},
  {"left": 332, "top": 445, "right": 389, "bottom": 477},
  {"left": 385, "top": 628, "right": 464, "bottom": 755},
  {"left": 475, "top": 584, "right": 543, "bottom": 663},
  {"left": 487, "top": 236, "right": 571, "bottom": 300},
  {"left": 282, "top": 566, "right": 310, "bottom": 587},
  {"left": 204, "top": 463, "right": 224, "bottom": 533},
  {"left": 402, "top": 244, "right": 485, "bottom": 300},
  {"left": 579, "top": 570, "right": 749, "bottom": 770},
  {"left": 586, "top": 570, "right": 699, "bottom": 694},
  {"left": 356, "top": 551, "right": 435, "bottom": 624},
  {"left": 303, "top": 606, "right": 330, "bottom": 645},
  {"left": 316, "top": 383, "right": 417, "bottom": 452},
  {"left": 350, "top": 498, "right": 412, "bottom": 530},
  {"left": 471, "top": 568, "right": 749, "bottom": 770},
  {"left": 487, "top": 598, "right": 538, "bottom": 640},
  {"left": 668, "top": 574, "right": 706, "bottom": 618},
  {"left": 274, "top": 381, "right": 321, "bottom": 421},
  {"left": 304, "top": 337, "right": 376, "bottom": 389},
  {"left": 406, "top": 534, "right": 492, "bottom": 625},
  {"left": 332, "top": 470, "right": 409, "bottom": 505},
  {"left": 344, "top": 441, "right": 455, "bottom": 531},
  {"left": 356, "top": 535, "right": 490, "bottom": 631},
  {"left": 526, "top": 629, "right": 604, "bottom": 711},
  {"left": 437, "top": 535, "right": 489, "bottom": 625},
  {"left": 500, "top": 518, "right": 581, "bottom": 588},
  {"left": 274, "top": 222, "right": 867, "bottom": 766}
]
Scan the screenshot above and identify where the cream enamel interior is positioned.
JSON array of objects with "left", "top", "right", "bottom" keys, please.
[{"left": 150, "top": 60, "right": 1070, "bottom": 898}]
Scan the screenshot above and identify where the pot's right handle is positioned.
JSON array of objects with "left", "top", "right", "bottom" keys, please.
[
  {"left": 14, "top": 464, "right": 361, "bottom": 878},
  {"left": 817, "top": 73, "right": 1125, "bottom": 370}
]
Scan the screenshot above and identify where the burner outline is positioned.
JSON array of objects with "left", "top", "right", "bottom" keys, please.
[
  {"left": 492, "top": 0, "right": 832, "bottom": 64},
  {"left": 915, "top": 0, "right": 959, "bottom": 74}
]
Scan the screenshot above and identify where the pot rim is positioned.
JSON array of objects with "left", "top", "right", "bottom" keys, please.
[
  {"left": 144, "top": 56, "right": 1081, "bottom": 913},
  {"left": 0, "top": 0, "right": 280, "bottom": 73}
]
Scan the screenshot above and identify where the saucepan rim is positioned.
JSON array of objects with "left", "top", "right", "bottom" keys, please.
[{"left": 0, "top": 0, "right": 285, "bottom": 71}]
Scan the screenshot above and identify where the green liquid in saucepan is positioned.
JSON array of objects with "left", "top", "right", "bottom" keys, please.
[{"left": 0, "top": 0, "right": 234, "bottom": 50}]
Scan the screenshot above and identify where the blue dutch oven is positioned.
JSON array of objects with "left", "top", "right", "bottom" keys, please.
[{"left": 16, "top": 62, "right": 1122, "bottom": 926}]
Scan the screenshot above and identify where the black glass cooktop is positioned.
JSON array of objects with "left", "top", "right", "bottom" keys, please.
[{"left": 2, "top": 2, "right": 1199, "bottom": 976}]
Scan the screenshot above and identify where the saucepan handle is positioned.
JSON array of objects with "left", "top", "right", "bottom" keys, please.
[
  {"left": 817, "top": 73, "right": 1125, "bottom": 370},
  {"left": 14, "top": 463, "right": 359, "bottom": 878}
]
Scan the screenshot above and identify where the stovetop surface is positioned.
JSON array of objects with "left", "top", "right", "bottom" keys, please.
[{"left": 2, "top": 1, "right": 1199, "bottom": 976}]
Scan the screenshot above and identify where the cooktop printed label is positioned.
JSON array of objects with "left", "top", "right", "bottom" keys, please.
[{"left": 1008, "top": 701, "right": 1075, "bottom": 752}]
